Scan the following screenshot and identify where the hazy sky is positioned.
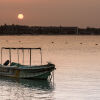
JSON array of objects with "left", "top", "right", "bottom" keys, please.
[{"left": 0, "top": 0, "right": 100, "bottom": 27}]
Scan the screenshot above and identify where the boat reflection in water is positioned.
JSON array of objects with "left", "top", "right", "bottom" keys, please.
[
  {"left": 0, "top": 76, "right": 55, "bottom": 100},
  {"left": 20, "top": 79, "right": 55, "bottom": 90},
  {"left": 0, "top": 76, "right": 55, "bottom": 91}
]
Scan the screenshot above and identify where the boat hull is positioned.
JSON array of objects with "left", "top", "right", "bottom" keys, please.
[{"left": 0, "top": 63, "right": 55, "bottom": 80}]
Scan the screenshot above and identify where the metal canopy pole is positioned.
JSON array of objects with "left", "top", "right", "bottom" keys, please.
[
  {"left": 1, "top": 47, "right": 42, "bottom": 65},
  {"left": 9, "top": 49, "right": 11, "bottom": 65},
  {"left": 40, "top": 49, "right": 42, "bottom": 65},
  {"left": 17, "top": 49, "right": 19, "bottom": 64},
  {"left": 22, "top": 49, "right": 24, "bottom": 65},
  {"left": 30, "top": 48, "right": 31, "bottom": 66},
  {"left": 1, "top": 48, "right": 2, "bottom": 65}
]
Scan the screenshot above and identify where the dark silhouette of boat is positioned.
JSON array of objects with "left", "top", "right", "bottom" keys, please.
[{"left": 0, "top": 47, "right": 56, "bottom": 80}]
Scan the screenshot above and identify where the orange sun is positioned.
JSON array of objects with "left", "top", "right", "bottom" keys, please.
[{"left": 18, "top": 14, "right": 24, "bottom": 20}]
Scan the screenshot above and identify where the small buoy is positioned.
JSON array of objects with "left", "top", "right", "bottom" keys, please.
[
  {"left": 51, "top": 42, "right": 54, "bottom": 44},
  {"left": 95, "top": 44, "right": 98, "bottom": 45},
  {"left": 65, "top": 42, "right": 68, "bottom": 44}
]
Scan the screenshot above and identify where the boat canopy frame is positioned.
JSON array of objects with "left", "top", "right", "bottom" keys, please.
[{"left": 1, "top": 47, "right": 43, "bottom": 66}]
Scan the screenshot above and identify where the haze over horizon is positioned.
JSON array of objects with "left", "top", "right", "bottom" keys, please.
[{"left": 0, "top": 0, "right": 100, "bottom": 28}]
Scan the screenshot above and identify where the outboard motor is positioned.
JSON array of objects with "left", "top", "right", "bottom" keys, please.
[{"left": 3, "top": 60, "right": 10, "bottom": 66}]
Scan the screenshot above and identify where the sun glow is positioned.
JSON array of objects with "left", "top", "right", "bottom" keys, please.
[{"left": 18, "top": 14, "right": 24, "bottom": 20}]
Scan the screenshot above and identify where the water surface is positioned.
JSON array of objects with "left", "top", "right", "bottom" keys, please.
[{"left": 0, "top": 35, "right": 100, "bottom": 100}]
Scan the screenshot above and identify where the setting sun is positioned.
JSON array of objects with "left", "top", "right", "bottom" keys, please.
[{"left": 18, "top": 14, "right": 24, "bottom": 20}]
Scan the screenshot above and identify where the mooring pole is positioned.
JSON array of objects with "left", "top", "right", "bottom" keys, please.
[
  {"left": 30, "top": 48, "right": 31, "bottom": 66},
  {"left": 1, "top": 48, "right": 2, "bottom": 65},
  {"left": 9, "top": 49, "right": 11, "bottom": 65},
  {"left": 76, "top": 27, "right": 78, "bottom": 35}
]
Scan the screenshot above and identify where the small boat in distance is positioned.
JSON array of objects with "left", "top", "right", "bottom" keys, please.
[{"left": 0, "top": 47, "right": 56, "bottom": 80}]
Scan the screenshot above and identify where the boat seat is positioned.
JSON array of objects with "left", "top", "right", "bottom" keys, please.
[
  {"left": 3, "top": 60, "right": 10, "bottom": 66},
  {"left": 10, "top": 62, "right": 21, "bottom": 67}
]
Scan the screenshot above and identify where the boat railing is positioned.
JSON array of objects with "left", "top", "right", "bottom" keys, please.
[{"left": 1, "top": 47, "right": 43, "bottom": 66}]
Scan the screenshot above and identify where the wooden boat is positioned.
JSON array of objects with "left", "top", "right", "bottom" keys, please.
[{"left": 0, "top": 47, "right": 56, "bottom": 80}]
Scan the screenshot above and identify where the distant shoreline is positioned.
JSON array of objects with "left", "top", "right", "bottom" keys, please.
[
  {"left": 0, "top": 24, "right": 100, "bottom": 35},
  {"left": 0, "top": 34, "right": 100, "bottom": 36}
]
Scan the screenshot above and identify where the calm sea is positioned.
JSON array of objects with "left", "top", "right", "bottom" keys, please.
[{"left": 0, "top": 35, "right": 100, "bottom": 100}]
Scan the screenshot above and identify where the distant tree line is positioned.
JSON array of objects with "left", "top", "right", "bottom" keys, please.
[{"left": 0, "top": 24, "right": 100, "bottom": 35}]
